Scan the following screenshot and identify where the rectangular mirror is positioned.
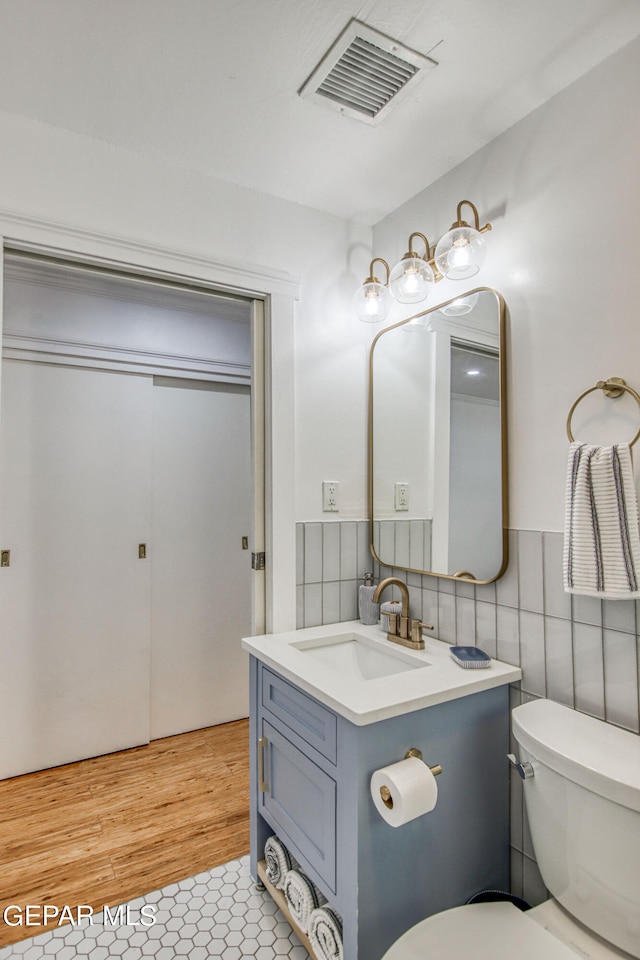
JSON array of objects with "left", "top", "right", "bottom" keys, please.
[{"left": 369, "top": 288, "right": 508, "bottom": 583}]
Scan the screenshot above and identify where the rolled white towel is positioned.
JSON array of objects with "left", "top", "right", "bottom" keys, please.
[
  {"left": 308, "top": 906, "right": 344, "bottom": 960},
  {"left": 283, "top": 869, "right": 326, "bottom": 933},
  {"left": 264, "top": 835, "right": 294, "bottom": 890}
]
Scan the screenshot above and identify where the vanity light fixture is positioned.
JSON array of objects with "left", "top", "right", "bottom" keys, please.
[
  {"left": 434, "top": 201, "right": 491, "bottom": 281},
  {"left": 388, "top": 232, "right": 437, "bottom": 305},
  {"left": 354, "top": 199, "right": 491, "bottom": 321},
  {"left": 353, "top": 257, "right": 392, "bottom": 323}
]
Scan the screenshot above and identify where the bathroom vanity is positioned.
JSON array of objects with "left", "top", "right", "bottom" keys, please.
[{"left": 242, "top": 623, "right": 521, "bottom": 960}]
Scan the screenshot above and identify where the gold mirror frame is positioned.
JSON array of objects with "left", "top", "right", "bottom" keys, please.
[{"left": 368, "top": 287, "right": 509, "bottom": 584}]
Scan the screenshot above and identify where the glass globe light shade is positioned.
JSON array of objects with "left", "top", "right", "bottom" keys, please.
[
  {"left": 440, "top": 292, "right": 480, "bottom": 317},
  {"left": 402, "top": 316, "right": 432, "bottom": 333},
  {"left": 435, "top": 226, "right": 486, "bottom": 280},
  {"left": 352, "top": 280, "right": 390, "bottom": 323},
  {"left": 388, "top": 256, "right": 435, "bottom": 304}
]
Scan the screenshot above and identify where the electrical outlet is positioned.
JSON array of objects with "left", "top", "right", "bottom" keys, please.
[
  {"left": 394, "top": 482, "right": 409, "bottom": 511},
  {"left": 322, "top": 480, "right": 340, "bottom": 512}
]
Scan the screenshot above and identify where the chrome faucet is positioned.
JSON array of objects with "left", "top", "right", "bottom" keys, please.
[{"left": 372, "top": 577, "right": 433, "bottom": 650}]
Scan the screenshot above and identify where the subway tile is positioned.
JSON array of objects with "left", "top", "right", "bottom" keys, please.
[
  {"left": 496, "top": 530, "right": 519, "bottom": 608},
  {"left": 455, "top": 596, "right": 476, "bottom": 646},
  {"left": 573, "top": 622, "right": 605, "bottom": 719},
  {"left": 603, "top": 598, "right": 636, "bottom": 634},
  {"left": 438, "top": 591, "right": 457, "bottom": 644},
  {"left": 544, "top": 617, "right": 574, "bottom": 708},
  {"left": 340, "top": 580, "right": 358, "bottom": 623},
  {"left": 438, "top": 576, "right": 456, "bottom": 595},
  {"left": 572, "top": 593, "right": 602, "bottom": 626},
  {"left": 296, "top": 584, "right": 304, "bottom": 629},
  {"left": 322, "top": 580, "right": 341, "bottom": 624},
  {"left": 518, "top": 531, "right": 544, "bottom": 614},
  {"left": 357, "top": 521, "right": 372, "bottom": 579},
  {"left": 603, "top": 629, "right": 640, "bottom": 732},
  {"left": 409, "top": 520, "right": 425, "bottom": 571},
  {"left": 455, "top": 578, "right": 475, "bottom": 599},
  {"left": 424, "top": 520, "right": 432, "bottom": 572},
  {"left": 303, "top": 583, "right": 323, "bottom": 627},
  {"left": 394, "top": 521, "right": 410, "bottom": 568},
  {"left": 509, "top": 685, "right": 523, "bottom": 713},
  {"left": 406, "top": 583, "right": 420, "bottom": 626},
  {"left": 296, "top": 523, "right": 304, "bottom": 585},
  {"left": 303, "top": 522, "right": 323, "bottom": 584},
  {"left": 476, "top": 600, "right": 497, "bottom": 659},
  {"left": 496, "top": 605, "right": 520, "bottom": 666},
  {"left": 421, "top": 586, "right": 439, "bottom": 635},
  {"left": 475, "top": 579, "right": 496, "bottom": 603},
  {"left": 378, "top": 521, "right": 396, "bottom": 569},
  {"left": 322, "top": 522, "right": 341, "bottom": 582},
  {"left": 543, "top": 532, "right": 571, "bottom": 619},
  {"left": 519, "top": 611, "right": 546, "bottom": 697},
  {"left": 339, "top": 521, "right": 358, "bottom": 581}
]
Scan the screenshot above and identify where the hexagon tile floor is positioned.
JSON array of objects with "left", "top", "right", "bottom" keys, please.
[{"left": 0, "top": 856, "right": 311, "bottom": 960}]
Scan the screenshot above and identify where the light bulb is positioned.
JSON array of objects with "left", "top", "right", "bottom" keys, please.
[
  {"left": 435, "top": 226, "right": 486, "bottom": 280},
  {"left": 389, "top": 256, "right": 434, "bottom": 304},
  {"left": 353, "top": 280, "right": 390, "bottom": 323}
]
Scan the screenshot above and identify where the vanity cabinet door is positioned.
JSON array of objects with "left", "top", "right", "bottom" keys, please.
[{"left": 258, "top": 718, "right": 337, "bottom": 891}]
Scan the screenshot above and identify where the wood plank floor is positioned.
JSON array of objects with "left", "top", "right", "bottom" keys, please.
[{"left": 0, "top": 719, "right": 250, "bottom": 948}]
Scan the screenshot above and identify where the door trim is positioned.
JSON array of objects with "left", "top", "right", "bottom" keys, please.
[{"left": 0, "top": 209, "right": 299, "bottom": 633}]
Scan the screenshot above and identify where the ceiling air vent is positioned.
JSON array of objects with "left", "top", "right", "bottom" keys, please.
[{"left": 299, "top": 19, "right": 437, "bottom": 124}]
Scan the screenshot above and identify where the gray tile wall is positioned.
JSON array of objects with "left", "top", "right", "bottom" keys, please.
[
  {"left": 373, "top": 519, "right": 432, "bottom": 572},
  {"left": 296, "top": 522, "right": 640, "bottom": 906}
]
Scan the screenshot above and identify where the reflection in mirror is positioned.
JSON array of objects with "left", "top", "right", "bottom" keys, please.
[{"left": 369, "top": 288, "right": 507, "bottom": 583}]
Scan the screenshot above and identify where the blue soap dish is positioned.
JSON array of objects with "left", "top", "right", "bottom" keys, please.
[{"left": 450, "top": 646, "right": 491, "bottom": 668}]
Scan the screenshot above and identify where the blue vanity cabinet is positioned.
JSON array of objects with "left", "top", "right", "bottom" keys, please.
[
  {"left": 258, "top": 667, "right": 338, "bottom": 891},
  {"left": 249, "top": 655, "right": 512, "bottom": 960}
]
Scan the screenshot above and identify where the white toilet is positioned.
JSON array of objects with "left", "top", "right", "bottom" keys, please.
[{"left": 383, "top": 698, "right": 640, "bottom": 960}]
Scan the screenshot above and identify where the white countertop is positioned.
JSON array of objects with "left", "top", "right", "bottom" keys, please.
[{"left": 242, "top": 621, "right": 521, "bottom": 725}]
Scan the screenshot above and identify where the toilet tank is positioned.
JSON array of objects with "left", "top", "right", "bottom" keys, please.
[{"left": 512, "top": 699, "right": 640, "bottom": 959}]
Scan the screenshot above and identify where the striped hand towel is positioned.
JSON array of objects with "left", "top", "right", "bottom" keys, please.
[
  {"left": 308, "top": 906, "right": 344, "bottom": 960},
  {"left": 283, "top": 869, "right": 326, "bottom": 933},
  {"left": 264, "top": 835, "right": 295, "bottom": 890},
  {"left": 563, "top": 442, "right": 640, "bottom": 598}
]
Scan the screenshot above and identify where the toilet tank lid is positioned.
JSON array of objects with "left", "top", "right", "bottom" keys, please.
[{"left": 512, "top": 699, "right": 640, "bottom": 812}]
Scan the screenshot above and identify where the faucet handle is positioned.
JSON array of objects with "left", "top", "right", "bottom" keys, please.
[
  {"left": 410, "top": 619, "right": 434, "bottom": 647},
  {"left": 387, "top": 612, "right": 399, "bottom": 635}
]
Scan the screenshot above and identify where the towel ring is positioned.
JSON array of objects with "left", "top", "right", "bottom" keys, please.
[{"left": 566, "top": 378, "right": 640, "bottom": 447}]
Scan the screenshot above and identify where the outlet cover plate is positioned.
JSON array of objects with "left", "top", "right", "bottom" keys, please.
[
  {"left": 394, "top": 482, "right": 409, "bottom": 511},
  {"left": 323, "top": 480, "right": 340, "bottom": 512}
]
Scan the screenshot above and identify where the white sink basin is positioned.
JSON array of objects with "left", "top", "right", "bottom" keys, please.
[{"left": 291, "top": 632, "right": 427, "bottom": 682}]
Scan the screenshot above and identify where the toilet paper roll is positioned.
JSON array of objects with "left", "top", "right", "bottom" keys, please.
[{"left": 370, "top": 756, "right": 438, "bottom": 827}]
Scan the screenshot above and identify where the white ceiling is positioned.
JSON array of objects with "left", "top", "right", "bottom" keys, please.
[{"left": 1, "top": 0, "right": 639, "bottom": 225}]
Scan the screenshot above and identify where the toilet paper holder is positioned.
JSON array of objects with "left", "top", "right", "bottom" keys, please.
[{"left": 378, "top": 747, "right": 442, "bottom": 809}]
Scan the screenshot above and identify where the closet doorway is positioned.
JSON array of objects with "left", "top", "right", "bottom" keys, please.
[{"left": 0, "top": 253, "right": 264, "bottom": 779}]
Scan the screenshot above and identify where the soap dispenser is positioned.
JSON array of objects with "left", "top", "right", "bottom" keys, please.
[{"left": 359, "top": 573, "right": 379, "bottom": 625}]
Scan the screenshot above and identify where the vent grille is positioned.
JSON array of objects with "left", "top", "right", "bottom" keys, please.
[
  {"left": 299, "top": 20, "right": 437, "bottom": 124},
  {"left": 317, "top": 37, "right": 418, "bottom": 118}
]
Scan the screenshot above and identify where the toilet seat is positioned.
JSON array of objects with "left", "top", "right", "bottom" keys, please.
[{"left": 381, "top": 900, "right": 629, "bottom": 960}]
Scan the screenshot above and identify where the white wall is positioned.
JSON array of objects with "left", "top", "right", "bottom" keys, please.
[
  {"left": 0, "top": 108, "right": 372, "bottom": 513},
  {"left": 373, "top": 35, "right": 640, "bottom": 534},
  {"left": 2, "top": 32, "right": 639, "bottom": 548}
]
